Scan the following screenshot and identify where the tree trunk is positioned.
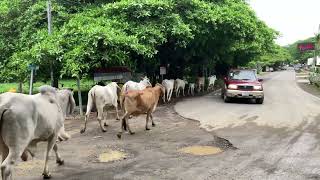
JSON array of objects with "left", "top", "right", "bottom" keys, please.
[{"left": 18, "top": 81, "right": 23, "bottom": 93}]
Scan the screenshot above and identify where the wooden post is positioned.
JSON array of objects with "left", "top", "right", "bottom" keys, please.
[{"left": 77, "top": 77, "right": 83, "bottom": 116}]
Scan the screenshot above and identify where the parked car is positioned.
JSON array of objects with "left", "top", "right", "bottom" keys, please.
[{"left": 221, "top": 69, "right": 264, "bottom": 104}]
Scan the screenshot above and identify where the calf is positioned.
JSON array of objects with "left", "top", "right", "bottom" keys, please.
[
  {"left": 162, "top": 79, "right": 175, "bottom": 102},
  {"left": 81, "top": 82, "right": 121, "bottom": 133},
  {"left": 175, "top": 79, "right": 188, "bottom": 97},
  {"left": 117, "top": 84, "right": 165, "bottom": 139},
  {"left": 0, "top": 86, "right": 66, "bottom": 180}
]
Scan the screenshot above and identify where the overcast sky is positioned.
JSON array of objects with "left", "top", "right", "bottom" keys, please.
[{"left": 249, "top": 0, "right": 320, "bottom": 46}]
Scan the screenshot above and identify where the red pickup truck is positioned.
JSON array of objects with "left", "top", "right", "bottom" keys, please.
[{"left": 221, "top": 69, "right": 264, "bottom": 104}]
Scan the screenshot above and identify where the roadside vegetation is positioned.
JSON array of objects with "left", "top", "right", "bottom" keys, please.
[{"left": 0, "top": 0, "right": 292, "bottom": 93}]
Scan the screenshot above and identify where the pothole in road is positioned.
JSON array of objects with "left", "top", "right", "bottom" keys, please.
[
  {"left": 98, "top": 149, "right": 127, "bottom": 163},
  {"left": 178, "top": 146, "right": 223, "bottom": 156}
]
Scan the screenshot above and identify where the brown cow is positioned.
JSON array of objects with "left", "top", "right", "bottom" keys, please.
[{"left": 117, "top": 83, "right": 165, "bottom": 139}]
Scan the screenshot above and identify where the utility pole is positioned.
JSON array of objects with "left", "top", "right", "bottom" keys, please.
[
  {"left": 313, "top": 24, "right": 320, "bottom": 71},
  {"left": 47, "top": 0, "right": 54, "bottom": 87}
]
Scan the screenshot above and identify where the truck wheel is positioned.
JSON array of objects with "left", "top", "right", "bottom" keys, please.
[
  {"left": 256, "top": 97, "right": 264, "bottom": 104},
  {"left": 224, "top": 94, "right": 231, "bottom": 103}
]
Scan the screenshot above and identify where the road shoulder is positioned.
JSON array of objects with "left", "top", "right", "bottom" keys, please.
[{"left": 296, "top": 71, "right": 320, "bottom": 98}]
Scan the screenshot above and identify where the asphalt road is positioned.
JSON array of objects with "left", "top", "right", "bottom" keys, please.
[
  {"left": 7, "top": 69, "right": 320, "bottom": 180},
  {"left": 175, "top": 69, "right": 320, "bottom": 179}
]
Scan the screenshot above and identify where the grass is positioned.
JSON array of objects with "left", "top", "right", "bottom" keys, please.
[{"left": 0, "top": 79, "right": 96, "bottom": 94}]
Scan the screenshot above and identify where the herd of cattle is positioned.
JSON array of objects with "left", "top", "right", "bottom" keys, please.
[{"left": 0, "top": 75, "right": 217, "bottom": 180}]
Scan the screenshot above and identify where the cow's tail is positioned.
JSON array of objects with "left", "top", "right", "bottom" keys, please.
[
  {"left": 0, "top": 106, "right": 8, "bottom": 147},
  {"left": 68, "top": 91, "right": 76, "bottom": 115},
  {"left": 122, "top": 117, "right": 127, "bottom": 131},
  {"left": 86, "top": 88, "right": 96, "bottom": 116},
  {"left": 119, "top": 84, "right": 126, "bottom": 109}
]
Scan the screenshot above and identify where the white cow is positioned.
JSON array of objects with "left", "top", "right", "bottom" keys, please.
[
  {"left": 197, "top": 77, "right": 205, "bottom": 92},
  {"left": 162, "top": 79, "right": 175, "bottom": 102},
  {"left": 81, "top": 82, "right": 121, "bottom": 134},
  {"left": 56, "top": 89, "right": 76, "bottom": 141},
  {"left": 207, "top": 75, "right": 217, "bottom": 91},
  {"left": 120, "top": 76, "right": 152, "bottom": 109},
  {"left": 188, "top": 83, "right": 196, "bottom": 96},
  {"left": 0, "top": 86, "right": 66, "bottom": 179},
  {"left": 175, "top": 79, "right": 188, "bottom": 97}
]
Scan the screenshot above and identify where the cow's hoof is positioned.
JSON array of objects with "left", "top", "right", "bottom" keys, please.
[
  {"left": 56, "top": 159, "right": 64, "bottom": 166},
  {"left": 117, "top": 133, "right": 122, "bottom": 139},
  {"left": 116, "top": 118, "right": 120, "bottom": 121},
  {"left": 80, "top": 128, "right": 86, "bottom": 134},
  {"left": 101, "top": 129, "right": 107, "bottom": 133},
  {"left": 146, "top": 128, "right": 150, "bottom": 131},
  {"left": 152, "top": 124, "right": 156, "bottom": 127},
  {"left": 43, "top": 173, "right": 52, "bottom": 179},
  {"left": 104, "top": 123, "right": 108, "bottom": 127},
  {"left": 129, "top": 132, "right": 135, "bottom": 135},
  {"left": 21, "top": 152, "right": 29, "bottom": 161}
]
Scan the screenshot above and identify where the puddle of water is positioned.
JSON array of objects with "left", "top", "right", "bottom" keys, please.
[
  {"left": 179, "top": 146, "right": 223, "bottom": 156},
  {"left": 98, "top": 149, "right": 127, "bottom": 162}
]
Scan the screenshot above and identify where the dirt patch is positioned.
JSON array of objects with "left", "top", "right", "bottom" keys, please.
[
  {"left": 178, "top": 146, "right": 223, "bottom": 156},
  {"left": 15, "top": 159, "right": 44, "bottom": 176},
  {"left": 98, "top": 149, "right": 127, "bottom": 162}
]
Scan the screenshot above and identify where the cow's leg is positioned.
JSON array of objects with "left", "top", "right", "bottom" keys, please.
[
  {"left": 80, "top": 103, "right": 93, "bottom": 133},
  {"left": 80, "top": 114, "right": 89, "bottom": 134},
  {"left": 0, "top": 144, "right": 9, "bottom": 180},
  {"left": 126, "top": 118, "right": 134, "bottom": 135},
  {"left": 168, "top": 89, "right": 172, "bottom": 102},
  {"left": 183, "top": 87, "right": 185, "bottom": 96},
  {"left": 97, "top": 106, "right": 107, "bottom": 132},
  {"left": 114, "top": 101, "right": 120, "bottom": 121},
  {"left": 122, "top": 114, "right": 134, "bottom": 135},
  {"left": 145, "top": 113, "right": 150, "bottom": 131},
  {"left": 58, "top": 124, "right": 70, "bottom": 141},
  {"left": 103, "top": 106, "right": 108, "bottom": 127},
  {"left": 53, "top": 144, "right": 64, "bottom": 165},
  {"left": 1, "top": 149, "right": 18, "bottom": 180},
  {"left": 1, "top": 132, "right": 30, "bottom": 180},
  {"left": 117, "top": 113, "right": 131, "bottom": 139},
  {"left": 42, "top": 135, "right": 56, "bottom": 179},
  {"left": 150, "top": 114, "right": 156, "bottom": 127}
]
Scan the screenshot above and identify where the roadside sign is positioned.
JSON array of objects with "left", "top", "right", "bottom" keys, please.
[
  {"left": 28, "top": 64, "right": 39, "bottom": 70},
  {"left": 298, "top": 43, "right": 315, "bottom": 52},
  {"left": 160, "top": 66, "right": 166, "bottom": 75}
]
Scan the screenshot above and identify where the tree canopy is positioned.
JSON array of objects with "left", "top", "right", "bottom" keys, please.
[{"left": 0, "top": 0, "right": 278, "bottom": 83}]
